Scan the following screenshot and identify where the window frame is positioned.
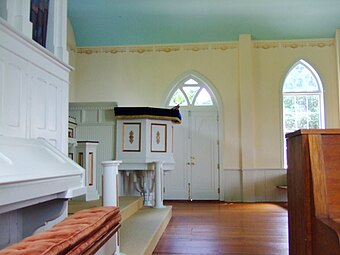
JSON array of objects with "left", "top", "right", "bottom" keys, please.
[
  {"left": 168, "top": 76, "right": 214, "bottom": 107},
  {"left": 282, "top": 60, "right": 325, "bottom": 168}
]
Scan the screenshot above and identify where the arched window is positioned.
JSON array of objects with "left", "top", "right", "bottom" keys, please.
[
  {"left": 168, "top": 76, "right": 214, "bottom": 107},
  {"left": 282, "top": 59, "right": 324, "bottom": 166}
]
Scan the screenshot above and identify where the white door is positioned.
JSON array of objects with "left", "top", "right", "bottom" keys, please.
[{"left": 164, "top": 109, "right": 220, "bottom": 200}]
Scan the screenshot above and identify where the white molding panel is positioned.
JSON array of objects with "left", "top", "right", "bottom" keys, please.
[
  {"left": 0, "top": 19, "right": 71, "bottom": 153},
  {"left": 69, "top": 102, "right": 117, "bottom": 196}
]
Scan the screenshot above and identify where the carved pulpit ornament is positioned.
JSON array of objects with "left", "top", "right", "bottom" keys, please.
[
  {"left": 129, "top": 130, "right": 134, "bottom": 144},
  {"left": 156, "top": 131, "right": 161, "bottom": 144}
]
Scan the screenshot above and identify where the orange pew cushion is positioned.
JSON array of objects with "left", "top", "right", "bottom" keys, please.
[{"left": 0, "top": 206, "right": 121, "bottom": 255}]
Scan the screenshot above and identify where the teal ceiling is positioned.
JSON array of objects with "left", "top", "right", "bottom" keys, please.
[{"left": 67, "top": 0, "right": 340, "bottom": 47}]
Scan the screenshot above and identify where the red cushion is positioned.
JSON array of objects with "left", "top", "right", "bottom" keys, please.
[{"left": 0, "top": 206, "right": 121, "bottom": 255}]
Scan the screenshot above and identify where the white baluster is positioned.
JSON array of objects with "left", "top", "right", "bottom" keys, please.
[
  {"left": 101, "top": 160, "right": 125, "bottom": 255},
  {"left": 154, "top": 161, "right": 165, "bottom": 208}
]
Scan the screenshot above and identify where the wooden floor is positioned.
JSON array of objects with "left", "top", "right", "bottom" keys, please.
[{"left": 153, "top": 201, "right": 288, "bottom": 255}]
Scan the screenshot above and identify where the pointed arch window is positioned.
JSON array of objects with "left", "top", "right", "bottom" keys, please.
[
  {"left": 282, "top": 59, "right": 324, "bottom": 166},
  {"left": 168, "top": 77, "right": 213, "bottom": 106}
]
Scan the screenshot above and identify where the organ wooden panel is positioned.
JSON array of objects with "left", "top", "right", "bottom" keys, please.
[{"left": 286, "top": 129, "right": 340, "bottom": 255}]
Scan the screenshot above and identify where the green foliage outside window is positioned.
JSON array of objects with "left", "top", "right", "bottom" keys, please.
[
  {"left": 282, "top": 60, "right": 324, "bottom": 168},
  {"left": 283, "top": 61, "right": 323, "bottom": 135}
]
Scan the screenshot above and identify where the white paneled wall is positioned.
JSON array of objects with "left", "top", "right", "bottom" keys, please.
[
  {"left": 76, "top": 125, "right": 114, "bottom": 196},
  {"left": 0, "top": 45, "right": 27, "bottom": 138},
  {"left": 69, "top": 102, "right": 117, "bottom": 196},
  {"left": 223, "top": 169, "right": 287, "bottom": 202},
  {"left": 0, "top": 14, "right": 71, "bottom": 248},
  {"left": 29, "top": 66, "right": 63, "bottom": 148},
  {"left": 0, "top": 19, "right": 71, "bottom": 153}
]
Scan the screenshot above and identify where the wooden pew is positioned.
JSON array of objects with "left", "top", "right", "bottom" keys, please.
[{"left": 286, "top": 129, "right": 340, "bottom": 255}]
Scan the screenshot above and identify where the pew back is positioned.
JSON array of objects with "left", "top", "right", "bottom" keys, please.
[{"left": 286, "top": 129, "right": 340, "bottom": 255}]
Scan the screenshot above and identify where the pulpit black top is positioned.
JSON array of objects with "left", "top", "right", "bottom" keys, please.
[{"left": 114, "top": 106, "right": 181, "bottom": 124}]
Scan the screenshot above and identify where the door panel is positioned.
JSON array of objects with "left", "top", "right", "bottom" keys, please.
[
  {"left": 163, "top": 112, "right": 189, "bottom": 199},
  {"left": 164, "top": 109, "right": 219, "bottom": 200},
  {"left": 191, "top": 111, "right": 219, "bottom": 200}
]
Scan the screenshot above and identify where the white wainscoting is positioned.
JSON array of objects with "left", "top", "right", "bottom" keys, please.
[
  {"left": 222, "top": 168, "right": 287, "bottom": 202},
  {"left": 0, "top": 19, "right": 71, "bottom": 153},
  {"left": 69, "top": 102, "right": 117, "bottom": 196}
]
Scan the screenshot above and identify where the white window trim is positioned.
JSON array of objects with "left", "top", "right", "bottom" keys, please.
[{"left": 281, "top": 60, "right": 325, "bottom": 168}]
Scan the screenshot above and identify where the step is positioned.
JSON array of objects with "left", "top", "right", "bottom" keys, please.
[
  {"left": 68, "top": 196, "right": 143, "bottom": 214},
  {"left": 68, "top": 198, "right": 102, "bottom": 214},
  {"left": 68, "top": 196, "right": 172, "bottom": 254},
  {"left": 68, "top": 196, "right": 143, "bottom": 221},
  {"left": 120, "top": 206, "right": 172, "bottom": 255},
  {"left": 119, "top": 196, "right": 144, "bottom": 222}
]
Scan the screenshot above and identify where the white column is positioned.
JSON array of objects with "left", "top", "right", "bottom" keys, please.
[
  {"left": 102, "top": 160, "right": 121, "bottom": 206},
  {"left": 46, "top": 0, "right": 69, "bottom": 63},
  {"left": 101, "top": 160, "right": 125, "bottom": 255},
  {"left": 6, "top": 0, "right": 32, "bottom": 38},
  {"left": 239, "top": 34, "right": 256, "bottom": 202},
  {"left": 154, "top": 161, "right": 165, "bottom": 208}
]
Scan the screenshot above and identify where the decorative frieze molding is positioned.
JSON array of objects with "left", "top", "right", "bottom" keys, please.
[
  {"left": 253, "top": 41, "right": 279, "bottom": 49},
  {"left": 211, "top": 43, "right": 238, "bottom": 51},
  {"left": 155, "top": 46, "right": 181, "bottom": 53},
  {"left": 254, "top": 39, "right": 335, "bottom": 49},
  {"left": 183, "top": 44, "right": 209, "bottom": 51},
  {"left": 308, "top": 40, "right": 335, "bottom": 48},
  {"left": 73, "top": 42, "right": 238, "bottom": 55},
  {"left": 71, "top": 38, "right": 334, "bottom": 54},
  {"left": 129, "top": 46, "right": 154, "bottom": 54}
]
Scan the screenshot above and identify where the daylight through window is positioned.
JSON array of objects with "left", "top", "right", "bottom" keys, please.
[
  {"left": 169, "top": 77, "right": 213, "bottom": 106},
  {"left": 282, "top": 59, "right": 324, "bottom": 166}
]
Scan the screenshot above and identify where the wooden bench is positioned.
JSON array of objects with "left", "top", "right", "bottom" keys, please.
[
  {"left": 0, "top": 206, "right": 121, "bottom": 255},
  {"left": 286, "top": 129, "right": 340, "bottom": 255}
]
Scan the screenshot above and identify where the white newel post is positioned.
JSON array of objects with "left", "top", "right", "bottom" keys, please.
[
  {"left": 154, "top": 161, "right": 165, "bottom": 208},
  {"left": 101, "top": 160, "right": 125, "bottom": 255}
]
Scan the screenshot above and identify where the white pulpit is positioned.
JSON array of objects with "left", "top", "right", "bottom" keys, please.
[
  {"left": 114, "top": 107, "right": 181, "bottom": 207},
  {"left": 76, "top": 141, "right": 100, "bottom": 201}
]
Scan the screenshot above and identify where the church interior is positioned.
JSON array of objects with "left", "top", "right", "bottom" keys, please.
[{"left": 1, "top": 0, "right": 340, "bottom": 254}]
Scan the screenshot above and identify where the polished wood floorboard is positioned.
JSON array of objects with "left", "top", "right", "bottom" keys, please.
[{"left": 153, "top": 201, "right": 288, "bottom": 255}]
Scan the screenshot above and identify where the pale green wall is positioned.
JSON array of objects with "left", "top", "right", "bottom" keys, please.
[{"left": 69, "top": 36, "right": 340, "bottom": 172}]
